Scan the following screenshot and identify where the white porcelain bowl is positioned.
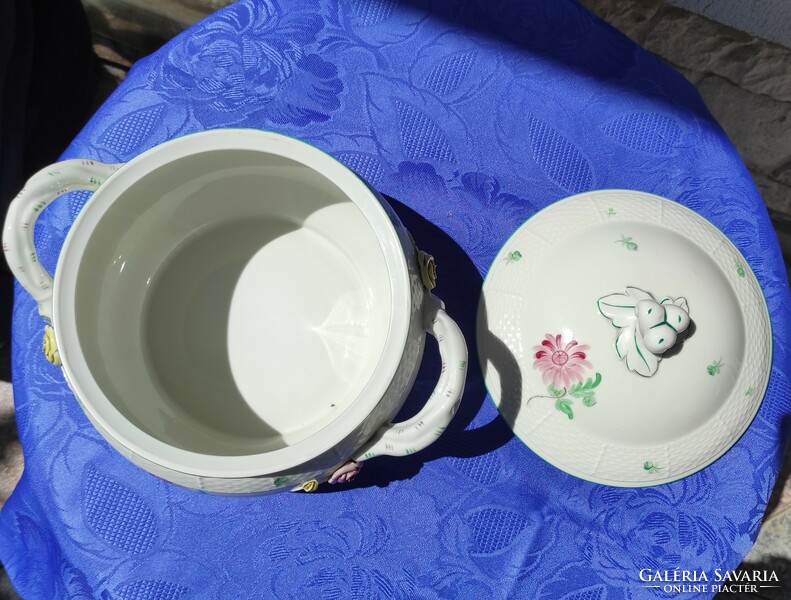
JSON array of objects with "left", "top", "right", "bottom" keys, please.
[{"left": 4, "top": 130, "right": 467, "bottom": 493}]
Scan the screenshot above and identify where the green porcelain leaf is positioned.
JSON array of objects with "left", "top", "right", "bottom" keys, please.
[
  {"left": 569, "top": 373, "right": 601, "bottom": 394},
  {"left": 569, "top": 373, "right": 601, "bottom": 407},
  {"left": 555, "top": 399, "right": 574, "bottom": 420},
  {"left": 548, "top": 384, "right": 565, "bottom": 398}
]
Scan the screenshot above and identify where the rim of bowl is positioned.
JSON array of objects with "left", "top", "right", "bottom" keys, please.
[{"left": 52, "top": 128, "right": 411, "bottom": 478}]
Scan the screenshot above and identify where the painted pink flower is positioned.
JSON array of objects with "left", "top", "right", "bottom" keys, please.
[
  {"left": 328, "top": 460, "right": 362, "bottom": 484},
  {"left": 533, "top": 333, "right": 592, "bottom": 388}
]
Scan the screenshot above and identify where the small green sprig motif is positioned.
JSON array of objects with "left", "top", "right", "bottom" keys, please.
[
  {"left": 504, "top": 250, "right": 522, "bottom": 264},
  {"left": 615, "top": 235, "right": 638, "bottom": 251},
  {"left": 545, "top": 373, "right": 602, "bottom": 420},
  {"left": 643, "top": 461, "right": 661, "bottom": 474},
  {"left": 707, "top": 359, "right": 724, "bottom": 376}
]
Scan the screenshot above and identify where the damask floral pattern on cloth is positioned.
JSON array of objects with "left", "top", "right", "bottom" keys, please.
[{"left": 1, "top": 0, "right": 789, "bottom": 598}]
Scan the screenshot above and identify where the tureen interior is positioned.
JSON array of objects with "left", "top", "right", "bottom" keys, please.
[{"left": 73, "top": 149, "right": 392, "bottom": 456}]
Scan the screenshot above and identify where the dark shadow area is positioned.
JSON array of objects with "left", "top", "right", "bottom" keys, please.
[
  {"left": 474, "top": 293, "right": 524, "bottom": 433},
  {"left": 0, "top": 418, "right": 17, "bottom": 465},
  {"left": 0, "top": 0, "right": 97, "bottom": 210},
  {"left": 0, "top": 271, "right": 11, "bottom": 384},
  {"left": 0, "top": 564, "right": 20, "bottom": 600},
  {"left": 660, "top": 318, "right": 696, "bottom": 360},
  {"left": 142, "top": 219, "right": 295, "bottom": 453},
  {"left": 81, "top": 3, "right": 184, "bottom": 62},
  {"left": 0, "top": 0, "right": 100, "bottom": 383},
  {"left": 388, "top": 0, "right": 711, "bottom": 121},
  {"left": 315, "top": 196, "right": 514, "bottom": 492}
]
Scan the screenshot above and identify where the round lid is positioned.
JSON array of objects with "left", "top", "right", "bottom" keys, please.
[{"left": 477, "top": 189, "right": 772, "bottom": 487}]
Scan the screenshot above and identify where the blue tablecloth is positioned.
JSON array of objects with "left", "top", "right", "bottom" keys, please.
[{"left": 3, "top": 0, "right": 790, "bottom": 598}]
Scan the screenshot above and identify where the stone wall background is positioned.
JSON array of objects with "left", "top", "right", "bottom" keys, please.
[
  {"left": 665, "top": 0, "right": 791, "bottom": 49},
  {"left": 580, "top": 0, "right": 791, "bottom": 269},
  {"left": 82, "top": 0, "right": 234, "bottom": 61}
]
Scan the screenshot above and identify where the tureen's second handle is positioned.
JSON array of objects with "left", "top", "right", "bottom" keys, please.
[
  {"left": 3, "top": 159, "right": 122, "bottom": 322},
  {"left": 353, "top": 295, "right": 468, "bottom": 461}
]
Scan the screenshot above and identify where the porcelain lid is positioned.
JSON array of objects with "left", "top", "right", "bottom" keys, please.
[{"left": 477, "top": 190, "right": 771, "bottom": 487}]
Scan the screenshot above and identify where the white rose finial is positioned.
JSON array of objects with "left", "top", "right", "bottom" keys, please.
[{"left": 597, "top": 287, "right": 690, "bottom": 377}]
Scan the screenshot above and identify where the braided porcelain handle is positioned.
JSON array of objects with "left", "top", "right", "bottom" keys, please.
[
  {"left": 354, "top": 295, "right": 467, "bottom": 461},
  {"left": 3, "top": 159, "right": 122, "bottom": 322}
]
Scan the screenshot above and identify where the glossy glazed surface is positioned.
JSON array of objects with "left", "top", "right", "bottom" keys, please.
[
  {"left": 5, "top": 130, "right": 468, "bottom": 492},
  {"left": 51, "top": 131, "right": 415, "bottom": 478},
  {"left": 74, "top": 150, "right": 391, "bottom": 456},
  {"left": 478, "top": 190, "right": 771, "bottom": 486}
]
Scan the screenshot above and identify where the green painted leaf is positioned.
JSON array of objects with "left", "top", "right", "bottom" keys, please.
[
  {"left": 555, "top": 399, "right": 574, "bottom": 420},
  {"left": 591, "top": 372, "right": 602, "bottom": 388},
  {"left": 570, "top": 372, "right": 602, "bottom": 394},
  {"left": 707, "top": 359, "right": 724, "bottom": 376},
  {"left": 615, "top": 235, "right": 639, "bottom": 251},
  {"left": 568, "top": 373, "right": 602, "bottom": 408},
  {"left": 548, "top": 384, "right": 565, "bottom": 398},
  {"left": 505, "top": 250, "right": 523, "bottom": 263}
]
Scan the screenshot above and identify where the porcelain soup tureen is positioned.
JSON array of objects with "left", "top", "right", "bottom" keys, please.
[{"left": 3, "top": 129, "right": 468, "bottom": 494}]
